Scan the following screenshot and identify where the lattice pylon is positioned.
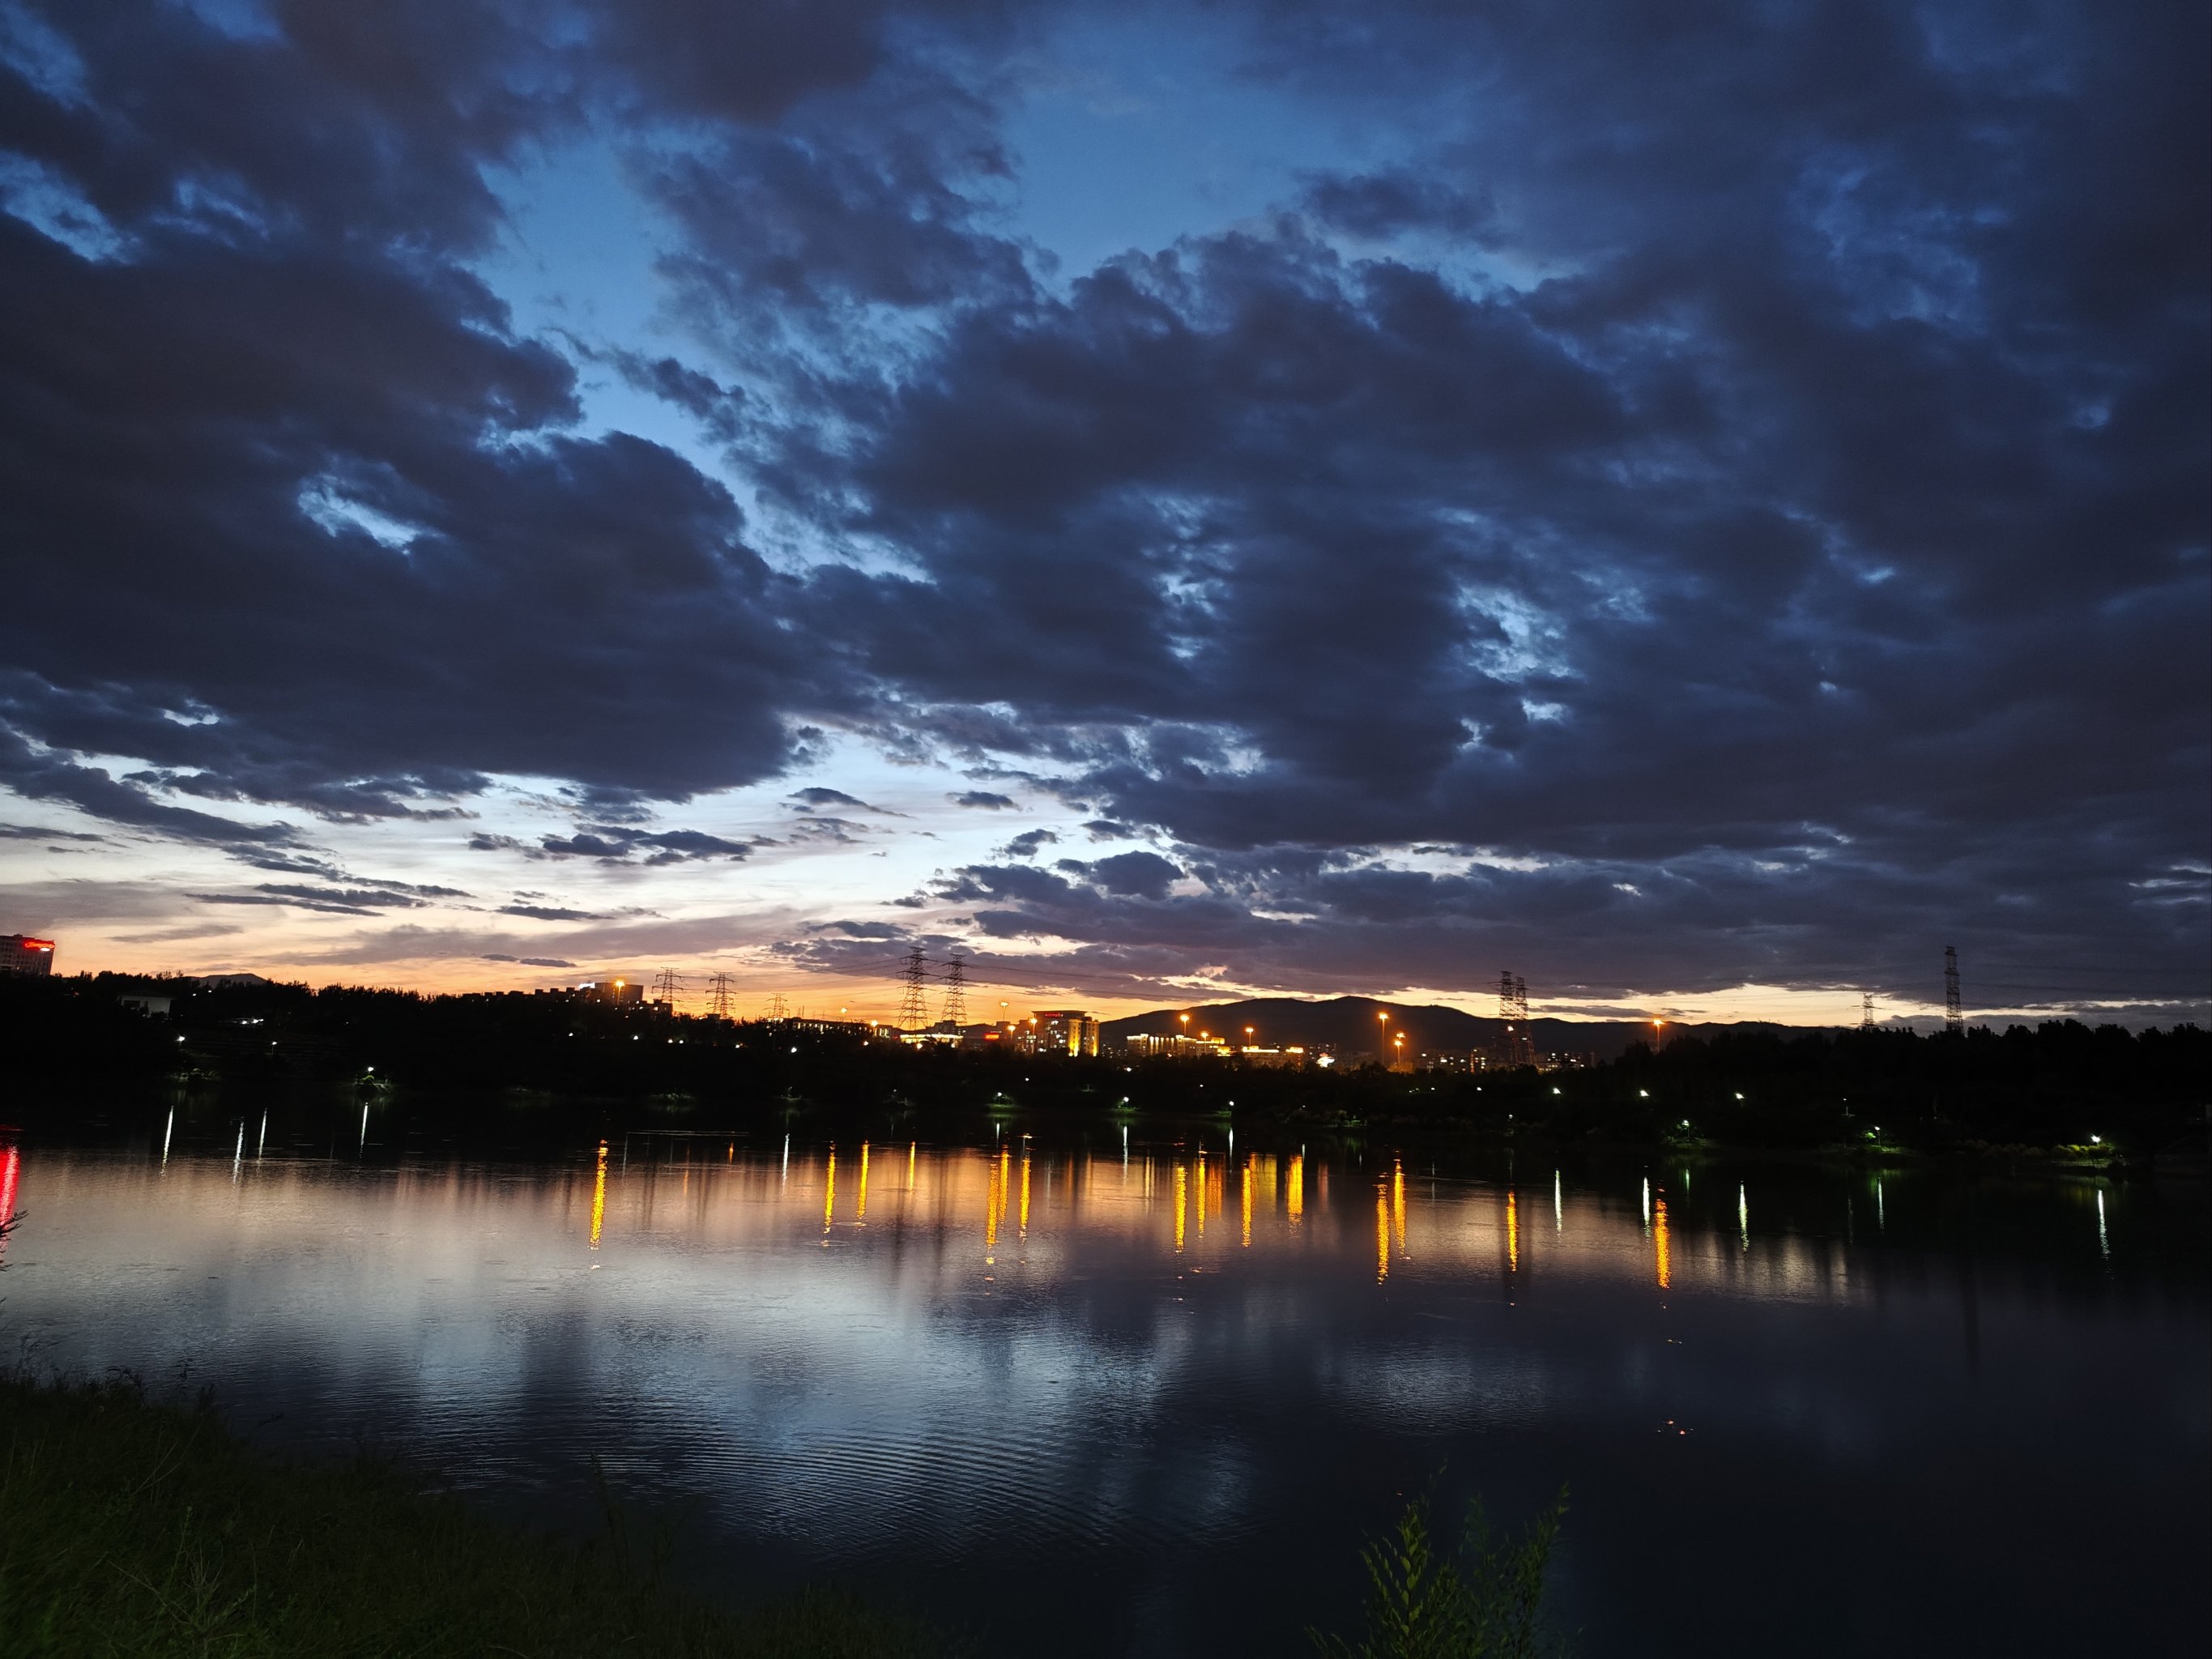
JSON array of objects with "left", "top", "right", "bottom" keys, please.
[
  {"left": 1944, "top": 946, "right": 1963, "bottom": 1032},
  {"left": 898, "top": 945, "right": 931, "bottom": 1031},
  {"left": 940, "top": 953, "right": 967, "bottom": 1027}
]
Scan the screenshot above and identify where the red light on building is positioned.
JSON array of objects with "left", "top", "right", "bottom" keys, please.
[{"left": 0, "top": 936, "right": 55, "bottom": 976}]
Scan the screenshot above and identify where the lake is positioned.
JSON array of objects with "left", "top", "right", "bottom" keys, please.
[{"left": 2, "top": 1118, "right": 2206, "bottom": 1655}]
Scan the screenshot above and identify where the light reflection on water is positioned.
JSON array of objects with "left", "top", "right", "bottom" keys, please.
[{"left": 2, "top": 1134, "right": 2206, "bottom": 1657}]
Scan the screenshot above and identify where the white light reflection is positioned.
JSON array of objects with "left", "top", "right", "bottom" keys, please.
[
  {"left": 1641, "top": 1177, "right": 1651, "bottom": 1230},
  {"left": 359, "top": 1098, "right": 370, "bottom": 1153},
  {"left": 256, "top": 1111, "right": 267, "bottom": 1158},
  {"left": 161, "top": 1108, "right": 173, "bottom": 1166},
  {"left": 1738, "top": 1183, "right": 1748, "bottom": 1250},
  {"left": 232, "top": 1121, "right": 243, "bottom": 1181},
  {"left": 1554, "top": 1170, "right": 1562, "bottom": 1232},
  {"left": 2096, "top": 1189, "right": 2109, "bottom": 1260},
  {"left": 1876, "top": 1180, "right": 1886, "bottom": 1231},
  {"left": 782, "top": 1134, "right": 790, "bottom": 1185}
]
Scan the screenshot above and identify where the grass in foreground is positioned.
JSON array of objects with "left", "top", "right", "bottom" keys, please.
[
  {"left": 0, "top": 1375, "right": 944, "bottom": 1658},
  {"left": 1310, "top": 1484, "right": 1567, "bottom": 1659}
]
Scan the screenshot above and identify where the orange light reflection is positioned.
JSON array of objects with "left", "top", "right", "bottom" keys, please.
[{"left": 588, "top": 1141, "right": 607, "bottom": 1249}]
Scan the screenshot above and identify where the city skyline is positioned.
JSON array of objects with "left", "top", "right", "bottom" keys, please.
[{"left": 1, "top": 2, "right": 2205, "bottom": 1029}]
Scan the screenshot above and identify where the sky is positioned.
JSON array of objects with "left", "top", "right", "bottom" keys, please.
[{"left": 0, "top": 0, "right": 2206, "bottom": 1028}]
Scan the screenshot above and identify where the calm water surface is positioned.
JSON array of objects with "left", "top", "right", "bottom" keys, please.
[{"left": 3, "top": 1124, "right": 2206, "bottom": 1655}]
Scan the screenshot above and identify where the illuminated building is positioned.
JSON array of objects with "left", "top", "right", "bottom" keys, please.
[
  {"left": 780, "top": 1017, "right": 872, "bottom": 1038},
  {"left": 1120, "top": 1031, "right": 1228, "bottom": 1059},
  {"left": 0, "top": 935, "right": 54, "bottom": 976},
  {"left": 1033, "top": 1009, "right": 1100, "bottom": 1056}
]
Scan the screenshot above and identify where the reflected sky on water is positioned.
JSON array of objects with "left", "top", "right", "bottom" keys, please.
[{"left": 3, "top": 1127, "right": 2206, "bottom": 1656}]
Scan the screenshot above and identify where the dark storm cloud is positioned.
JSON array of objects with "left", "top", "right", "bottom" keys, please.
[
  {"left": 2, "top": 0, "right": 2203, "bottom": 1009},
  {"left": 471, "top": 825, "right": 752, "bottom": 863},
  {"left": 951, "top": 791, "right": 1017, "bottom": 809},
  {"left": 765, "top": 2, "right": 2206, "bottom": 1004},
  {"left": 1076, "top": 851, "right": 1183, "bottom": 901},
  {"left": 639, "top": 70, "right": 1029, "bottom": 330},
  {"left": 193, "top": 889, "right": 391, "bottom": 916},
  {"left": 0, "top": 720, "right": 301, "bottom": 848},
  {"left": 481, "top": 953, "right": 579, "bottom": 968},
  {"left": 0, "top": 0, "right": 855, "bottom": 844}
]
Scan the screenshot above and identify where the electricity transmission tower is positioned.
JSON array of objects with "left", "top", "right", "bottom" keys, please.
[
  {"left": 940, "top": 952, "right": 968, "bottom": 1027},
  {"left": 707, "top": 972, "right": 735, "bottom": 1020},
  {"left": 651, "top": 968, "right": 683, "bottom": 1007},
  {"left": 1860, "top": 992, "right": 1876, "bottom": 1031},
  {"left": 765, "top": 992, "right": 788, "bottom": 1021},
  {"left": 898, "top": 945, "right": 931, "bottom": 1031},
  {"left": 1944, "top": 946, "right": 1963, "bottom": 1032}
]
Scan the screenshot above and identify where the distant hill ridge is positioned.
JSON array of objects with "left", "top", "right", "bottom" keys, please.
[{"left": 1102, "top": 995, "right": 1776, "bottom": 1062}]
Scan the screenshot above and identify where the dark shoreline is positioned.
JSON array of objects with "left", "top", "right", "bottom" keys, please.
[{"left": 6, "top": 969, "right": 2206, "bottom": 1185}]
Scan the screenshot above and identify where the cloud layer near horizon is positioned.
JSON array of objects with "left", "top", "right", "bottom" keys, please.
[{"left": 0, "top": 0, "right": 2205, "bottom": 1016}]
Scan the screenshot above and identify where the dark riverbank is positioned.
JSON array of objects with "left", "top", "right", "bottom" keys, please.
[
  {"left": 4, "top": 972, "right": 2204, "bottom": 1166},
  {"left": 0, "top": 1374, "right": 945, "bottom": 1658}
]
